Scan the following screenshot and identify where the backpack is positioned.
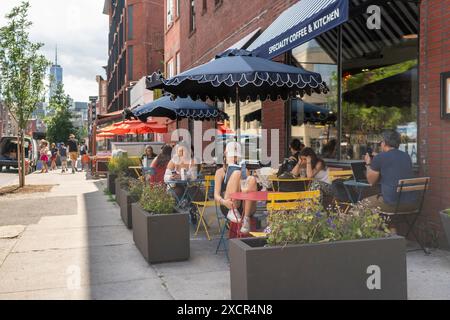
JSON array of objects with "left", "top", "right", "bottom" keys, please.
[{"left": 276, "top": 158, "right": 297, "bottom": 179}]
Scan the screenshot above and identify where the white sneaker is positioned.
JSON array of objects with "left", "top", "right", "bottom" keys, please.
[
  {"left": 227, "top": 209, "right": 241, "bottom": 223},
  {"left": 240, "top": 217, "right": 250, "bottom": 234}
]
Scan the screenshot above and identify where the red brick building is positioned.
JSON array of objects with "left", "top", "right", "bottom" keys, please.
[
  {"left": 103, "top": 0, "right": 164, "bottom": 112},
  {"left": 418, "top": 0, "right": 450, "bottom": 247},
  {"left": 164, "top": 0, "right": 450, "bottom": 247},
  {"left": 96, "top": 75, "right": 108, "bottom": 116}
]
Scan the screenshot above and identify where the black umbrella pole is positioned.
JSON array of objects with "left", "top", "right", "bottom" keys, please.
[{"left": 235, "top": 87, "right": 240, "bottom": 142}]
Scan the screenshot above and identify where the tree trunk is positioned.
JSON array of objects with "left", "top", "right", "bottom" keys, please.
[{"left": 17, "top": 129, "right": 26, "bottom": 187}]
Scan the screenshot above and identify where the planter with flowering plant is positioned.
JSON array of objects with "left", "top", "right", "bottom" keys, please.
[
  {"left": 230, "top": 201, "right": 407, "bottom": 300},
  {"left": 107, "top": 155, "right": 134, "bottom": 195},
  {"left": 132, "top": 183, "right": 190, "bottom": 264},
  {"left": 116, "top": 175, "right": 144, "bottom": 228},
  {"left": 439, "top": 209, "right": 450, "bottom": 248}
]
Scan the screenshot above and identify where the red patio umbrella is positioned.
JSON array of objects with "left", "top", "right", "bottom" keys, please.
[{"left": 100, "top": 119, "right": 167, "bottom": 135}]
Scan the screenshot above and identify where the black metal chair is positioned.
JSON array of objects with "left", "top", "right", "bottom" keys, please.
[{"left": 379, "top": 177, "right": 431, "bottom": 254}]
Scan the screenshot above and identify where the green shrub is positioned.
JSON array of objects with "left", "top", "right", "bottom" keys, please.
[
  {"left": 116, "top": 174, "right": 132, "bottom": 190},
  {"left": 107, "top": 155, "right": 134, "bottom": 175},
  {"left": 139, "top": 183, "right": 175, "bottom": 215},
  {"left": 445, "top": 209, "right": 450, "bottom": 216},
  {"left": 266, "top": 201, "right": 390, "bottom": 247},
  {"left": 129, "top": 178, "right": 144, "bottom": 202}
]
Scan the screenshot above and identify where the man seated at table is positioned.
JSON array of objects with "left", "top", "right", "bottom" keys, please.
[
  {"left": 364, "top": 129, "right": 417, "bottom": 214},
  {"left": 214, "top": 141, "right": 257, "bottom": 234}
]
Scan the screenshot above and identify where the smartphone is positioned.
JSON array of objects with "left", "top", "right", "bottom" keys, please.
[{"left": 367, "top": 147, "right": 374, "bottom": 158}]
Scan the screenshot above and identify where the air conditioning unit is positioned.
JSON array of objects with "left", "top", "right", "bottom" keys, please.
[{"left": 167, "top": 12, "right": 173, "bottom": 25}]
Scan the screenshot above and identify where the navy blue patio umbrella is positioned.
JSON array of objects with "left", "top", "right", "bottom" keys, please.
[
  {"left": 243, "top": 101, "right": 336, "bottom": 125},
  {"left": 147, "top": 49, "right": 328, "bottom": 133},
  {"left": 129, "top": 94, "right": 228, "bottom": 122}
]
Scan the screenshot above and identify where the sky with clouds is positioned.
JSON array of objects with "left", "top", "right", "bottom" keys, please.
[{"left": 0, "top": 0, "right": 108, "bottom": 102}]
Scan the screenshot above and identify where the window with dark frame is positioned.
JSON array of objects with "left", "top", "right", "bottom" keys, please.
[
  {"left": 167, "top": 0, "right": 174, "bottom": 28},
  {"left": 215, "top": 0, "right": 223, "bottom": 7},
  {"left": 189, "top": 0, "right": 196, "bottom": 32},
  {"left": 287, "top": 1, "right": 419, "bottom": 164},
  {"left": 127, "top": 5, "right": 133, "bottom": 39}
]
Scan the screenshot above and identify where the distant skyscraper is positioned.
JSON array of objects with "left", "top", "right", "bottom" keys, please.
[{"left": 49, "top": 45, "right": 63, "bottom": 99}]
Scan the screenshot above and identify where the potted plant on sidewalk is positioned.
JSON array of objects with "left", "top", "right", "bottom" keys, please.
[
  {"left": 115, "top": 176, "right": 144, "bottom": 228},
  {"left": 229, "top": 201, "right": 407, "bottom": 300},
  {"left": 107, "top": 155, "right": 132, "bottom": 195},
  {"left": 132, "top": 183, "right": 190, "bottom": 264},
  {"left": 439, "top": 209, "right": 450, "bottom": 248}
]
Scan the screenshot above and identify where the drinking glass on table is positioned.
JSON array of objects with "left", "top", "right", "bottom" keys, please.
[{"left": 300, "top": 168, "right": 307, "bottom": 178}]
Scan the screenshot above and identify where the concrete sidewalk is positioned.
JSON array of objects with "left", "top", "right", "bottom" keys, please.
[
  {"left": 0, "top": 171, "right": 229, "bottom": 299},
  {"left": 0, "top": 170, "right": 449, "bottom": 299}
]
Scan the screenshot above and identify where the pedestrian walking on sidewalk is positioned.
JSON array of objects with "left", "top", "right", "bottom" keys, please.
[
  {"left": 79, "top": 140, "right": 89, "bottom": 172},
  {"left": 50, "top": 143, "right": 58, "bottom": 171},
  {"left": 39, "top": 140, "right": 49, "bottom": 173},
  {"left": 59, "top": 142, "right": 68, "bottom": 173},
  {"left": 67, "top": 134, "right": 79, "bottom": 174}
]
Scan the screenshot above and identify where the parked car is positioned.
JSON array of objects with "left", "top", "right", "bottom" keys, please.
[{"left": 0, "top": 136, "right": 39, "bottom": 173}]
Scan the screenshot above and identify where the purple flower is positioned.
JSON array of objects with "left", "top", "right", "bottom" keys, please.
[
  {"left": 327, "top": 218, "right": 337, "bottom": 229},
  {"left": 315, "top": 211, "right": 322, "bottom": 218}
]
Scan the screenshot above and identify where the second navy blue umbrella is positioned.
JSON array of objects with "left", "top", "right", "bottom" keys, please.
[{"left": 130, "top": 94, "right": 228, "bottom": 122}]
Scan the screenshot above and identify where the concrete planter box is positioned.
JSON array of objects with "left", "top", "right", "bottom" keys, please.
[
  {"left": 115, "top": 178, "right": 122, "bottom": 204},
  {"left": 440, "top": 211, "right": 450, "bottom": 249},
  {"left": 107, "top": 173, "right": 117, "bottom": 195},
  {"left": 230, "top": 236, "right": 407, "bottom": 300},
  {"left": 116, "top": 186, "right": 136, "bottom": 229},
  {"left": 132, "top": 203, "right": 190, "bottom": 264}
]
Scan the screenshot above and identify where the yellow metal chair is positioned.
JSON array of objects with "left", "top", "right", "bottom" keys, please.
[
  {"left": 267, "top": 190, "right": 321, "bottom": 211},
  {"left": 192, "top": 175, "right": 217, "bottom": 240},
  {"left": 328, "top": 169, "right": 353, "bottom": 182},
  {"left": 268, "top": 175, "right": 313, "bottom": 191},
  {"left": 249, "top": 190, "right": 321, "bottom": 238}
]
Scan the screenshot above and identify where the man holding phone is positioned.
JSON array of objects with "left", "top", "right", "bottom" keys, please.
[{"left": 363, "top": 129, "right": 417, "bottom": 215}]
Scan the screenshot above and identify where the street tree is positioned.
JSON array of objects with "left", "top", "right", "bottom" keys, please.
[
  {"left": 44, "top": 83, "right": 76, "bottom": 145},
  {"left": 0, "top": 1, "right": 50, "bottom": 187}
]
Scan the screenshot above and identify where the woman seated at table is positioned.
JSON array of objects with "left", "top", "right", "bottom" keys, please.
[
  {"left": 149, "top": 144, "right": 172, "bottom": 183},
  {"left": 141, "top": 145, "right": 157, "bottom": 167},
  {"left": 164, "top": 142, "right": 197, "bottom": 199},
  {"left": 214, "top": 142, "right": 257, "bottom": 234},
  {"left": 298, "top": 147, "right": 332, "bottom": 202}
]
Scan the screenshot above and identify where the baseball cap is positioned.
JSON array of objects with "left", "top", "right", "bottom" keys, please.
[{"left": 225, "top": 141, "right": 242, "bottom": 158}]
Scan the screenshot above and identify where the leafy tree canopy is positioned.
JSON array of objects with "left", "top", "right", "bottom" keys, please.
[
  {"left": 0, "top": 1, "right": 50, "bottom": 129},
  {"left": 44, "top": 83, "right": 77, "bottom": 144}
]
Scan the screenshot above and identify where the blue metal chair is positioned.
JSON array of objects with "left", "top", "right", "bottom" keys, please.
[{"left": 215, "top": 211, "right": 229, "bottom": 261}]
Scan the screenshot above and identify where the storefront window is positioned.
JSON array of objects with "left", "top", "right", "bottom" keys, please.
[
  {"left": 340, "top": 1, "right": 419, "bottom": 163},
  {"left": 288, "top": 1, "right": 419, "bottom": 164},
  {"left": 291, "top": 37, "right": 338, "bottom": 158}
]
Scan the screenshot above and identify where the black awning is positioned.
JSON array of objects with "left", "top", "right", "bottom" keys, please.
[{"left": 248, "top": 0, "right": 349, "bottom": 59}]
